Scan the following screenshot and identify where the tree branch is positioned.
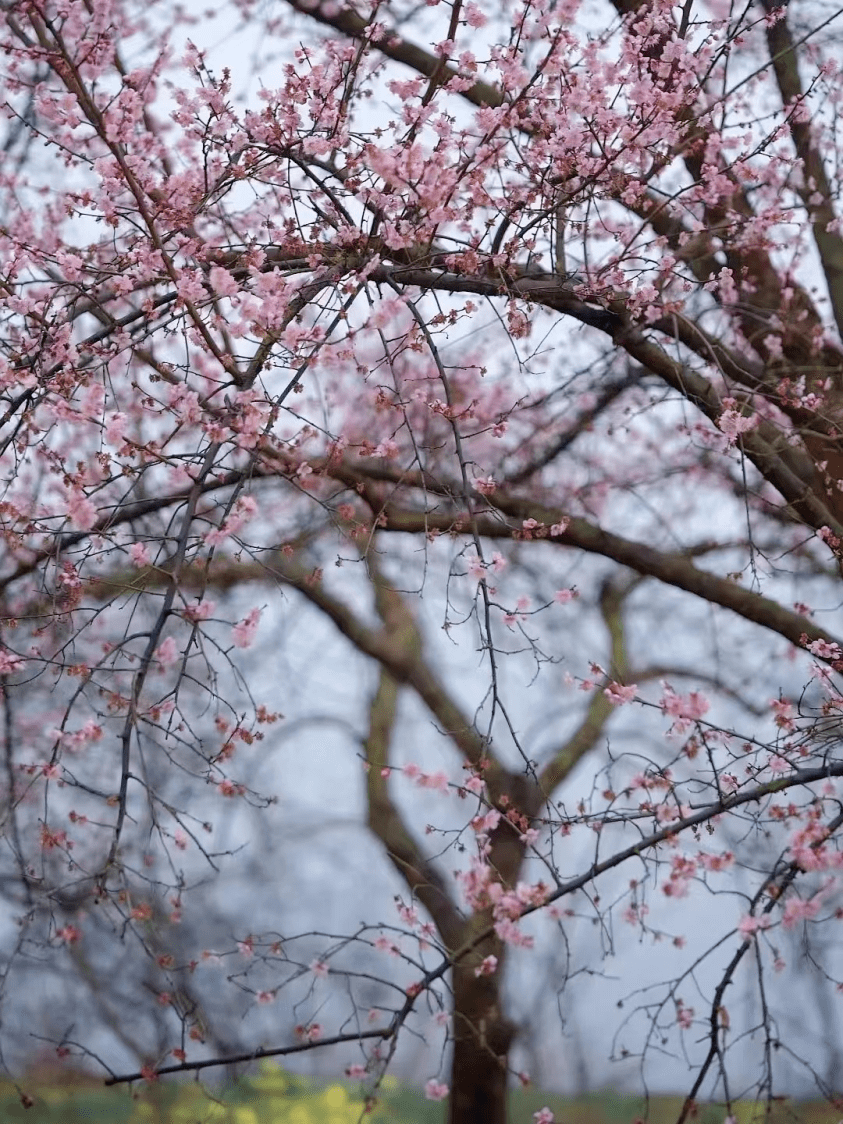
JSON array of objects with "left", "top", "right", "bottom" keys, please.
[
  {"left": 362, "top": 622, "right": 464, "bottom": 948},
  {"left": 536, "top": 579, "right": 631, "bottom": 797},
  {"left": 282, "top": 0, "right": 503, "bottom": 109},
  {"left": 324, "top": 462, "right": 843, "bottom": 655}
]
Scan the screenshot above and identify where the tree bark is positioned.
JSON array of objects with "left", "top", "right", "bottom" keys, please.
[{"left": 449, "top": 956, "right": 516, "bottom": 1124}]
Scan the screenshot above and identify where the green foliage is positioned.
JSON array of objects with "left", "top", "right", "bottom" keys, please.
[{"left": 2, "top": 1066, "right": 842, "bottom": 1124}]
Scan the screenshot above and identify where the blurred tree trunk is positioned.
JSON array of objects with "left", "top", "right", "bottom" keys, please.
[
  {"left": 449, "top": 957, "right": 515, "bottom": 1124},
  {"left": 355, "top": 567, "right": 632, "bottom": 1121}
]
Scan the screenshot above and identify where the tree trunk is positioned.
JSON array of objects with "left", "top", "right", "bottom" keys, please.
[{"left": 448, "top": 955, "right": 516, "bottom": 1124}]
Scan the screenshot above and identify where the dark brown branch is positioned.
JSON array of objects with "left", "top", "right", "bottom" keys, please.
[
  {"left": 360, "top": 263, "right": 842, "bottom": 535},
  {"left": 104, "top": 1028, "right": 392, "bottom": 1085},
  {"left": 506, "top": 370, "right": 643, "bottom": 485},
  {"left": 322, "top": 461, "right": 843, "bottom": 655},
  {"left": 759, "top": 0, "right": 843, "bottom": 338},
  {"left": 283, "top": 0, "right": 504, "bottom": 109}
]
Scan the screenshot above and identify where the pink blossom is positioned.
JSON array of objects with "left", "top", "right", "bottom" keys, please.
[
  {"left": 396, "top": 900, "right": 419, "bottom": 926},
  {"left": 474, "top": 955, "right": 498, "bottom": 977},
  {"left": 232, "top": 607, "right": 261, "bottom": 649},
  {"left": 553, "top": 588, "right": 577, "bottom": 604},
  {"left": 698, "top": 850, "right": 734, "bottom": 872},
  {"left": 472, "top": 809, "right": 501, "bottom": 835},
  {"left": 0, "top": 649, "right": 23, "bottom": 674},
  {"left": 105, "top": 412, "right": 128, "bottom": 444},
  {"left": 156, "top": 636, "right": 179, "bottom": 669},
  {"left": 130, "top": 542, "right": 151, "bottom": 566},
  {"left": 40, "top": 825, "right": 70, "bottom": 851},
  {"left": 455, "top": 857, "right": 495, "bottom": 908},
  {"left": 655, "top": 803, "right": 681, "bottom": 824},
  {"left": 374, "top": 935, "right": 399, "bottom": 956},
  {"left": 623, "top": 902, "right": 648, "bottom": 925},
  {"left": 717, "top": 407, "right": 758, "bottom": 443},
  {"left": 660, "top": 686, "right": 710, "bottom": 733},
  {"left": 493, "top": 918, "right": 534, "bottom": 948},
  {"left": 506, "top": 303, "right": 530, "bottom": 338},
  {"left": 770, "top": 698, "right": 795, "bottom": 730},
  {"left": 782, "top": 894, "right": 823, "bottom": 929},
  {"left": 768, "top": 754, "right": 790, "bottom": 774},
  {"left": 418, "top": 770, "right": 449, "bottom": 794},
  {"left": 662, "top": 854, "right": 696, "bottom": 897},
  {"left": 489, "top": 552, "right": 507, "bottom": 574},
  {"left": 424, "top": 1080, "right": 449, "bottom": 1101},
  {"left": 183, "top": 599, "right": 214, "bottom": 622},
  {"left": 465, "top": 2, "right": 487, "bottom": 26},
  {"left": 310, "top": 958, "right": 329, "bottom": 978},
  {"left": 605, "top": 681, "right": 637, "bottom": 706},
  {"left": 737, "top": 914, "right": 772, "bottom": 941},
  {"left": 66, "top": 489, "right": 98, "bottom": 531},
  {"left": 466, "top": 555, "right": 486, "bottom": 581},
  {"left": 209, "top": 265, "right": 239, "bottom": 297},
  {"left": 373, "top": 439, "right": 399, "bottom": 459},
  {"left": 675, "top": 1001, "right": 694, "bottom": 1029}
]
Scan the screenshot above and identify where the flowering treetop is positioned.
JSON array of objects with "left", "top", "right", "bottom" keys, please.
[{"left": 2, "top": 0, "right": 843, "bottom": 1119}]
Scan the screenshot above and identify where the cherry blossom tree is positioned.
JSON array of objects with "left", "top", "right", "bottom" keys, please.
[{"left": 2, "top": 0, "right": 843, "bottom": 1121}]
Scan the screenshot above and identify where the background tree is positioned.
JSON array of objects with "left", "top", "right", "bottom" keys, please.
[{"left": 2, "top": 0, "right": 843, "bottom": 1122}]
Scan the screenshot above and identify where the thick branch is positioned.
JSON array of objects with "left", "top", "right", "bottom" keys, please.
[
  {"left": 360, "top": 263, "right": 841, "bottom": 534},
  {"left": 363, "top": 663, "right": 464, "bottom": 950},
  {"left": 338, "top": 490, "right": 842, "bottom": 655},
  {"left": 759, "top": 0, "right": 843, "bottom": 338},
  {"left": 92, "top": 457, "right": 843, "bottom": 662},
  {"left": 283, "top": 0, "right": 503, "bottom": 109}
]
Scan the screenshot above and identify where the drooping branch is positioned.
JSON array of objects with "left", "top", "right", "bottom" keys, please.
[
  {"left": 104, "top": 1028, "right": 393, "bottom": 1085},
  {"left": 676, "top": 805, "right": 843, "bottom": 1124},
  {"left": 103, "top": 762, "right": 843, "bottom": 1088},
  {"left": 436, "top": 764, "right": 843, "bottom": 992}
]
